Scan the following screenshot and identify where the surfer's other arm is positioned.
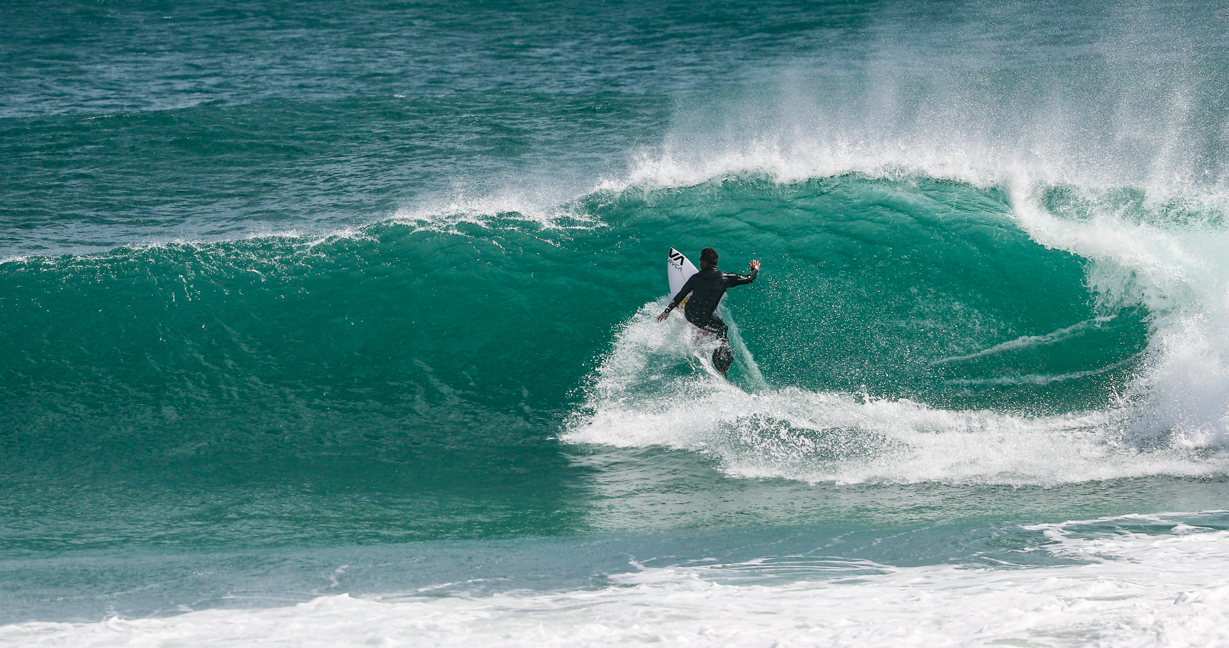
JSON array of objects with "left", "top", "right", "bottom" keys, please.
[
  {"left": 657, "top": 274, "right": 698, "bottom": 321},
  {"left": 727, "top": 259, "right": 760, "bottom": 286}
]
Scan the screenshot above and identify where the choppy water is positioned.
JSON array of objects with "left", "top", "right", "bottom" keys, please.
[{"left": 3, "top": 1, "right": 1229, "bottom": 645}]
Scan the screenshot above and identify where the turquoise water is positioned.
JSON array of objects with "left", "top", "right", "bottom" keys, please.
[{"left": 3, "top": 1, "right": 1229, "bottom": 644}]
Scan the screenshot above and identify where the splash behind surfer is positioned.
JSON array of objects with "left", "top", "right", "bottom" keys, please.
[{"left": 657, "top": 248, "right": 760, "bottom": 372}]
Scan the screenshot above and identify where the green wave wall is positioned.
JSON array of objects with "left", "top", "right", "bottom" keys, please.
[{"left": 0, "top": 175, "right": 1150, "bottom": 544}]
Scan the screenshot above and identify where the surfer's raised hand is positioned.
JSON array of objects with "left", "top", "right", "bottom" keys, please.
[{"left": 750, "top": 259, "right": 760, "bottom": 271}]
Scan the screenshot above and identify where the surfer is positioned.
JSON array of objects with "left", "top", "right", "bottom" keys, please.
[{"left": 657, "top": 248, "right": 759, "bottom": 371}]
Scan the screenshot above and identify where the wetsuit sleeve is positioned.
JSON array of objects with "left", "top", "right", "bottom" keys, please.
[
  {"left": 665, "top": 274, "right": 699, "bottom": 311},
  {"left": 723, "top": 266, "right": 758, "bottom": 287}
]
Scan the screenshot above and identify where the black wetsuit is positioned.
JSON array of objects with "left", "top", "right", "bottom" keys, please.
[{"left": 666, "top": 266, "right": 758, "bottom": 340}]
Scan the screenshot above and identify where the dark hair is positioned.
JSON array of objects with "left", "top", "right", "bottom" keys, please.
[{"left": 700, "top": 248, "right": 718, "bottom": 267}]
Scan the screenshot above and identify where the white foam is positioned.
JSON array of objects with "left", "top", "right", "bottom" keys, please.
[
  {"left": 1008, "top": 180, "right": 1229, "bottom": 446},
  {"left": 0, "top": 254, "right": 31, "bottom": 266},
  {"left": 941, "top": 361, "right": 1132, "bottom": 387},
  {"left": 932, "top": 316, "right": 1119, "bottom": 365},
  {"left": 0, "top": 226, "right": 386, "bottom": 266},
  {"left": 391, "top": 186, "right": 606, "bottom": 235},
  {"left": 564, "top": 302, "right": 1229, "bottom": 486},
  {"left": 6, "top": 515, "right": 1227, "bottom": 647}
]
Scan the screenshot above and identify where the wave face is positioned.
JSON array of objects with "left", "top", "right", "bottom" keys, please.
[
  {"left": 4, "top": 0, "right": 1229, "bottom": 639},
  {"left": 2, "top": 173, "right": 1223, "bottom": 510}
]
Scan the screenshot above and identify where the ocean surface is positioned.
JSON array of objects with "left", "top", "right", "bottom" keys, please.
[{"left": 3, "top": 1, "right": 1229, "bottom": 645}]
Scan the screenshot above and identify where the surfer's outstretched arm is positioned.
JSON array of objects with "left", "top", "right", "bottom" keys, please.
[
  {"left": 657, "top": 274, "right": 698, "bottom": 322},
  {"left": 725, "top": 260, "right": 760, "bottom": 287}
]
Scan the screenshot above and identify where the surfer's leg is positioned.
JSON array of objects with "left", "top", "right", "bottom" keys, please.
[
  {"left": 704, "top": 316, "right": 728, "bottom": 341},
  {"left": 685, "top": 313, "right": 732, "bottom": 372},
  {"left": 685, "top": 312, "right": 727, "bottom": 339},
  {"left": 698, "top": 316, "right": 732, "bottom": 372},
  {"left": 712, "top": 344, "right": 733, "bottom": 372}
]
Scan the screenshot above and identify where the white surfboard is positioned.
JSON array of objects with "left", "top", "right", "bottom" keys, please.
[{"left": 666, "top": 248, "right": 722, "bottom": 315}]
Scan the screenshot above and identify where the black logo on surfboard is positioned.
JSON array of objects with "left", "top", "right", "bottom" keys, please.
[{"left": 668, "top": 249, "right": 684, "bottom": 269}]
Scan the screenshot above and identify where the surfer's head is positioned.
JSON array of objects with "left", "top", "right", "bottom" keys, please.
[{"left": 700, "top": 247, "right": 718, "bottom": 269}]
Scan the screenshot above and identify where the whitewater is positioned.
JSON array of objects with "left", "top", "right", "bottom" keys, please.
[
  {"left": 3, "top": 0, "right": 1229, "bottom": 646},
  {"left": 5, "top": 514, "right": 1229, "bottom": 646}
]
